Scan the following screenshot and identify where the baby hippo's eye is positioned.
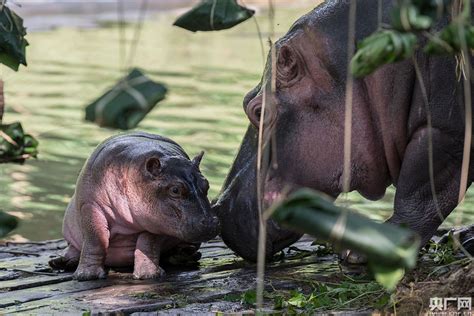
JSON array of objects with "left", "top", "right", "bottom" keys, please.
[{"left": 169, "top": 185, "right": 185, "bottom": 198}]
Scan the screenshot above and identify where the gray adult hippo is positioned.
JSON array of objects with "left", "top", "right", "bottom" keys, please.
[{"left": 213, "top": 0, "right": 474, "bottom": 262}]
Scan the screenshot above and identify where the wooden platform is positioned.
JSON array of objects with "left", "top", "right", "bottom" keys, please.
[{"left": 0, "top": 236, "right": 339, "bottom": 314}]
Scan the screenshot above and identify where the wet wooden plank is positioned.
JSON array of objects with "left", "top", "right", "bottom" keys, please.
[{"left": 0, "top": 236, "right": 337, "bottom": 314}]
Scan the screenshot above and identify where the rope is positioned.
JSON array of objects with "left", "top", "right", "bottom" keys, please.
[
  {"left": 117, "top": 0, "right": 125, "bottom": 71},
  {"left": 0, "top": 79, "right": 3, "bottom": 124},
  {"left": 210, "top": 0, "right": 217, "bottom": 31},
  {"left": 126, "top": 0, "right": 149, "bottom": 68},
  {"left": 377, "top": 0, "right": 383, "bottom": 29}
]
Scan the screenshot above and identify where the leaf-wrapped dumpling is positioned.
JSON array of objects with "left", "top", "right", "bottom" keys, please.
[{"left": 174, "top": 0, "right": 254, "bottom": 32}]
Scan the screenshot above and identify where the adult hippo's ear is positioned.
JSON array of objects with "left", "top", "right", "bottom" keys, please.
[
  {"left": 245, "top": 95, "right": 263, "bottom": 127},
  {"left": 192, "top": 151, "right": 205, "bottom": 169},
  {"left": 276, "top": 44, "right": 303, "bottom": 88},
  {"left": 145, "top": 157, "right": 161, "bottom": 178}
]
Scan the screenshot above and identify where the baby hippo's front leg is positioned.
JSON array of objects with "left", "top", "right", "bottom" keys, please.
[{"left": 133, "top": 232, "right": 166, "bottom": 280}]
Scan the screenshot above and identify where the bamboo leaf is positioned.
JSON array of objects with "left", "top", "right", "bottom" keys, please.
[{"left": 272, "top": 189, "right": 421, "bottom": 290}]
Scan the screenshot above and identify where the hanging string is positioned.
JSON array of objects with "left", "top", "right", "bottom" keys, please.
[
  {"left": 126, "top": 0, "right": 149, "bottom": 68},
  {"left": 342, "top": 1, "right": 357, "bottom": 196},
  {"left": 0, "top": 79, "right": 4, "bottom": 124},
  {"left": 210, "top": 0, "right": 217, "bottom": 31},
  {"left": 117, "top": 0, "right": 126, "bottom": 71},
  {"left": 377, "top": 0, "right": 383, "bottom": 29}
]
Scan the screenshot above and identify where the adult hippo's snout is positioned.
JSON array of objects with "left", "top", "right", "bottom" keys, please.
[{"left": 212, "top": 126, "right": 302, "bottom": 262}]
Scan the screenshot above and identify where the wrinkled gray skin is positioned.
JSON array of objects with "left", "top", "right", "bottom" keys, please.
[
  {"left": 214, "top": 0, "right": 474, "bottom": 262},
  {"left": 49, "top": 132, "right": 219, "bottom": 280}
]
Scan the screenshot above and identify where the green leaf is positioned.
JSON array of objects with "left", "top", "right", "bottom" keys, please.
[
  {"left": 0, "top": 211, "right": 18, "bottom": 237},
  {"left": 272, "top": 188, "right": 420, "bottom": 270},
  {"left": 0, "top": 122, "right": 39, "bottom": 163},
  {"left": 241, "top": 290, "right": 257, "bottom": 306},
  {"left": 287, "top": 292, "right": 307, "bottom": 308},
  {"left": 424, "top": 19, "right": 474, "bottom": 55},
  {"left": 350, "top": 30, "right": 417, "bottom": 77},
  {"left": 390, "top": 0, "right": 452, "bottom": 32},
  {"left": 271, "top": 189, "right": 419, "bottom": 296},
  {"left": 371, "top": 264, "right": 405, "bottom": 292}
]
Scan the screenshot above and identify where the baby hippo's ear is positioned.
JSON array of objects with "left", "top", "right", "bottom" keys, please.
[
  {"left": 145, "top": 157, "right": 161, "bottom": 177},
  {"left": 192, "top": 151, "right": 205, "bottom": 169}
]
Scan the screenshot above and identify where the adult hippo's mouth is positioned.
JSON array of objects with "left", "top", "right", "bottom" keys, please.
[{"left": 212, "top": 126, "right": 303, "bottom": 262}]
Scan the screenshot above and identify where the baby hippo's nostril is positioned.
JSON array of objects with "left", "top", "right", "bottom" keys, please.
[{"left": 200, "top": 216, "right": 219, "bottom": 228}]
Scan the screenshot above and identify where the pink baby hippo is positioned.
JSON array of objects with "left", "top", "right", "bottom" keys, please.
[{"left": 49, "top": 132, "right": 219, "bottom": 281}]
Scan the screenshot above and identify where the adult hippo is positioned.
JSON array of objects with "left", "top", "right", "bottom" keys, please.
[{"left": 213, "top": 0, "right": 474, "bottom": 262}]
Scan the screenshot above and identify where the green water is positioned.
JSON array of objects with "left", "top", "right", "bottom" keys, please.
[{"left": 0, "top": 7, "right": 472, "bottom": 241}]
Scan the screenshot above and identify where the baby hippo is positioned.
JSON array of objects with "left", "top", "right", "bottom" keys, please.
[{"left": 49, "top": 132, "right": 219, "bottom": 281}]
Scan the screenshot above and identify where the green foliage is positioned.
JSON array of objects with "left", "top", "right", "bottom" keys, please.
[
  {"left": 424, "top": 238, "right": 457, "bottom": 264},
  {"left": 173, "top": 0, "right": 254, "bottom": 32},
  {"left": 351, "top": 30, "right": 417, "bottom": 77},
  {"left": 425, "top": 19, "right": 474, "bottom": 54},
  {"left": 391, "top": 0, "right": 452, "bottom": 31},
  {"left": 0, "top": 5, "right": 28, "bottom": 71},
  {"left": 351, "top": 0, "right": 472, "bottom": 77},
  {"left": 0, "top": 211, "right": 18, "bottom": 237},
  {"left": 271, "top": 189, "right": 420, "bottom": 290},
  {"left": 241, "top": 289, "right": 257, "bottom": 306},
  {"left": 272, "top": 282, "right": 390, "bottom": 313},
  {"left": 0, "top": 122, "right": 39, "bottom": 164}
]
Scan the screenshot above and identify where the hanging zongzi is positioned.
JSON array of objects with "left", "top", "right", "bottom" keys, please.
[
  {"left": 85, "top": 68, "right": 168, "bottom": 130},
  {"left": 0, "top": 4, "right": 28, "bottom": 71},
  {"left": 173, "top": 0, "right": 254, "bottom": 32}
]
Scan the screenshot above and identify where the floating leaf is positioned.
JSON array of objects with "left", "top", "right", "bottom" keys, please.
[
  {"left": 0, "top": 211, "right": 18, "bottom": 237},
  {"left": 351, "top": 30, "right": 417, "bottom": 77},
  {"left": 173, "top": 0, "right": 254, "bottom": 32},
  {"left": 424, "top": 19, "right": 474, "bottom": 55},
  {"left": 0, "top": 5, "right": 28, "bottom": 71},
  {"left": 272, "top": 189, "right": 420, "bottom": 290},
  {"left": 0, "top": 122, "right": 39, "bottom": 164},
  {"left": 85, "top": 68, "right": 167, "bottom": 130}
]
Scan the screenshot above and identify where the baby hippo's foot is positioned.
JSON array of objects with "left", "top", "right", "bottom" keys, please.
[
  {"left": 133, "top": 264, "right": 165, "bottom": 280},
  {"left": 49, "top": 246, "right": 80, "bottom": 271},
  {"left": 133, "top": 232, "right": 165, "bottom": 280},
  {"left": 73, "top": 265, "right": 107, "bottom": 281},
  {"left": 49, "top": 256, "right": 79, "bottom": 271}
]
